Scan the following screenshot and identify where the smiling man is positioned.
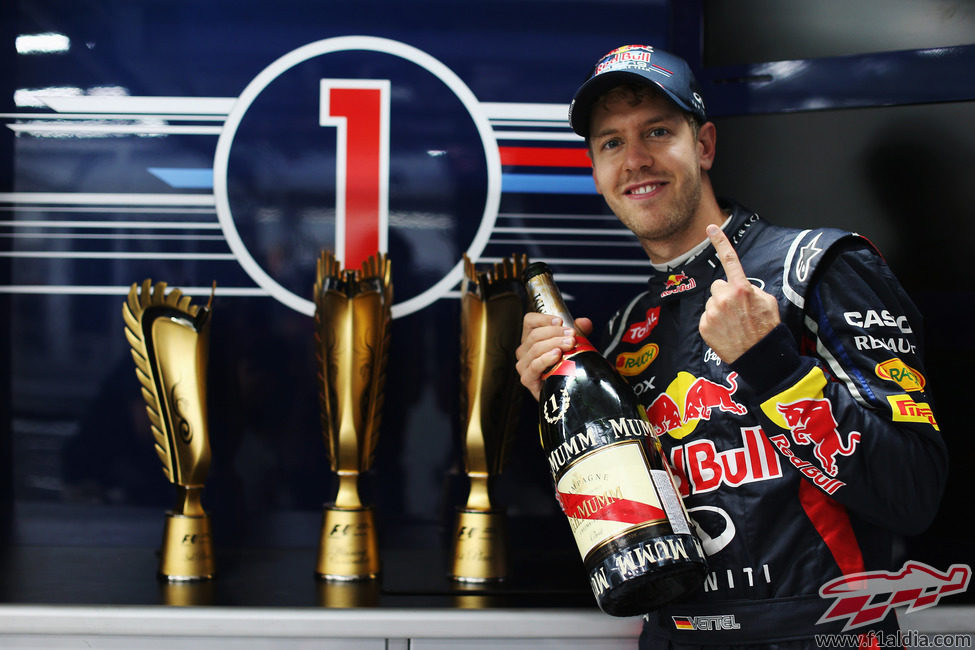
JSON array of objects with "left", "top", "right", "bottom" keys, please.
[
  {"left": 586, "top": 86, "right": 715, "bottom": 263},
  {"left": 515, "top": 45, "right": 948, "bottom": 648}
]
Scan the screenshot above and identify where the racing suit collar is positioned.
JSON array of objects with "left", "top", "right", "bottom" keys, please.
[
  {"left": 646, "top": 200, "right": 761, "bottom": 298},
  {"left": 651, "top": 211, "right": 734, "bottom": 273}
]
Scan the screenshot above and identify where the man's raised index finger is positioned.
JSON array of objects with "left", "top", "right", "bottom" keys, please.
[{"left": 706, "top": 224, "right": 748, "bottom": 284}]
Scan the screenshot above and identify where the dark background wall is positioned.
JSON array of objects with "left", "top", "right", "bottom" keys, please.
[{"left": 696, "top": 0, "right": 975, "bottom": 577}]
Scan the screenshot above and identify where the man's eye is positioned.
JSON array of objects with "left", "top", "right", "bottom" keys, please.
[
  {"left": 648, "top": 127, "right": 669, "bottom": 137},
  {"left": 601, "top": 138, "right": 621, "bottom": 151}
]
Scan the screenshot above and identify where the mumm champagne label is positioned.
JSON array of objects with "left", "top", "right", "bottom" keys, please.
[
  {"left": 589, "top": 533, "right": 700, "bottom": 599},
  {"left": 547, "top": 416, "right": 652, "bottom": 472},
  {"left": 555, "top": 441, "right": 668, "bottom": 558}
]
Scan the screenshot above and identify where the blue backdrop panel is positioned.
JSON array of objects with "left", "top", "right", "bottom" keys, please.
[{"left": 2, "top": 0, "right": 669, "bottom": 550}]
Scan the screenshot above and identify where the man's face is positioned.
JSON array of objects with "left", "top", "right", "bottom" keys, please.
[{"left": 589, "top": 88, "right": 715, "bottom": 261}]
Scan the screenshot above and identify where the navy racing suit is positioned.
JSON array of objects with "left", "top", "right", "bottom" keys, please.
[{"left": 597, "top": 201, "right": 948, "bottom": 646}]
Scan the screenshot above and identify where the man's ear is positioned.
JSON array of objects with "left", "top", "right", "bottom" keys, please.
[{"left": 698, "top": 121, "right": 717, "bottom": 171}]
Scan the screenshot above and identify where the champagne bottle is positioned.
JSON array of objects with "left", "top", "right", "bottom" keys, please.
[{"left": 523, "top": 262, "right": 707, "bottom": 617}]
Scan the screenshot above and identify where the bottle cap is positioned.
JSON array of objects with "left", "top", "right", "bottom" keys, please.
[{"left": 522, "top": 261, "right": 552, "bottom": 284}]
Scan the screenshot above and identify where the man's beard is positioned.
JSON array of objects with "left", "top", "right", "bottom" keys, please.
[{"left": 624, "top": 173, "right": 703, "bottom": 244}]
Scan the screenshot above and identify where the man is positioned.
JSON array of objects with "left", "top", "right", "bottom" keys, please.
[{"left": 515, "top": 44, "right": 948, "bottom": 648}]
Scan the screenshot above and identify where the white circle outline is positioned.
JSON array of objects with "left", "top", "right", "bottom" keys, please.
[{"left": 213, "top": 36, "right": 502, "bottom": 318}]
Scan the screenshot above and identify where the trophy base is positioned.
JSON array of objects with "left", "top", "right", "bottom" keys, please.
[
  {"left": 316, "top": 577, "right": 382, "bottom": 607},
  {"left": 316, "top": 505, "right": 380, "bottom": 581},
  {"left": 159, "top": 579, "right": 216, "bottom": 606},
  {"left": 158, "top": 511, "right": 215, "bottom": 581},
  {"left": 449, "top": 508, "right": 507, "bottom": 583}
]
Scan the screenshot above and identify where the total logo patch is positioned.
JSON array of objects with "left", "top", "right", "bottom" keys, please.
[
  {"left": 615, "top": 343, "right": 659, "bottom": 376},
  {"left": 623, "top": 306, "right": 660, "bottom": 343}
]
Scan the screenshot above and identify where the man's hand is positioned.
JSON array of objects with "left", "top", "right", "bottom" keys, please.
[
  {"left": 515, "top": 312, "right": 593, "bottom": 401},
  {"left": 699, "top": 224, "right": 781, "bottom": 363}
]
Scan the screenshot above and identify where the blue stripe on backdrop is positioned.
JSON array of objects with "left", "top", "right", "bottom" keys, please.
[{"left": 147, "top": 167, "right": 599, "bottom": 195}]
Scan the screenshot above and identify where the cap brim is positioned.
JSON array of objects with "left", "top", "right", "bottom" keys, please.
[{"left": 569, "top": 70, "right": 695, "bottom": 138}]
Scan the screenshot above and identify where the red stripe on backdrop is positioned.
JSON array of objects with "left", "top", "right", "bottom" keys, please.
[{"left": 499, "top": 146, "right": 591, "bottom": 168}]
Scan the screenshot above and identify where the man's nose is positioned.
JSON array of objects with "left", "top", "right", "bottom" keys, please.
[{"left": 624, "top": 140, "right": 653, "bottom": 171}]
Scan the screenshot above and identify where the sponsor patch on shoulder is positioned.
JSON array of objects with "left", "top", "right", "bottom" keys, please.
[
  {"left": 887, "top": 394, "right": 939, "bottom": 430},
  {"left": 875, "top": 358, "right": 925, "bottom": 392}
]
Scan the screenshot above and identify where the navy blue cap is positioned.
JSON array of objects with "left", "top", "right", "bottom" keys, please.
[{"left": 569, "top": 45, "right": 706, "bottom": 137}]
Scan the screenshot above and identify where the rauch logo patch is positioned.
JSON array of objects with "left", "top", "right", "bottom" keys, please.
[{"left": 615, "top": 343, "right": 659, "bottom": 376}]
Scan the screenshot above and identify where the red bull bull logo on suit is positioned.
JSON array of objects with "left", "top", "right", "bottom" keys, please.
[
  {"left": 645, "top": 371, "right": 748, "bottom": 440},
  {"left": 755, "top": 369, "right": 867, "bottom": 495},
  {"left": 775, "top": 398, "right": 861, "bottom": 478}
]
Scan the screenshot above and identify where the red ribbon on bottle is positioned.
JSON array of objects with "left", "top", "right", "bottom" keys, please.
[
  {"left": 541, "top": 336, "right": 598, "bottom": 379},
  {"left": 556, "top": 490, "right": 666, "bottom": 524}
]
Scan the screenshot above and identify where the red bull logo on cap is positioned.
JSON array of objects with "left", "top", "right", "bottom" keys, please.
[
  {"left": 594, "top": 45, "right": 654, "bottom": 75},
  {"left": 645, "top": 371, "right": 747, "bottom": 440}
]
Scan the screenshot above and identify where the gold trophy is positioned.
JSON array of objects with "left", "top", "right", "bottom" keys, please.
[
  {"left": 450, "top": 254, "right": 527, "bottom": 582},
  {"left": 122, "top": 279, "right": 215, "bottom": 581},
  {"left": 314, "top": 251, "right": 392, "bottom": 581}
]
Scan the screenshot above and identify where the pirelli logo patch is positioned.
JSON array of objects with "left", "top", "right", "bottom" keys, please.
[{"left": 887, "top": 395, "right": 939, "bottom": 430}]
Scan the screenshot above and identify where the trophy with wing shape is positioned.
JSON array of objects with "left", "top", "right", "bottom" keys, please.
[
  {"left": 450, "top": 254, "right": 527, "bottom": 582},
  {"left": 314, "top": 251, "right": 392, "bottom": 580},
  {"left": 123, "top": 279, "right": 215, "bottom": 581}
]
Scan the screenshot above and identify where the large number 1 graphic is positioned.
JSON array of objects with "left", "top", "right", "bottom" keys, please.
[{"left": 320, "top": 79, "right": 390, "bottom": 270}]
